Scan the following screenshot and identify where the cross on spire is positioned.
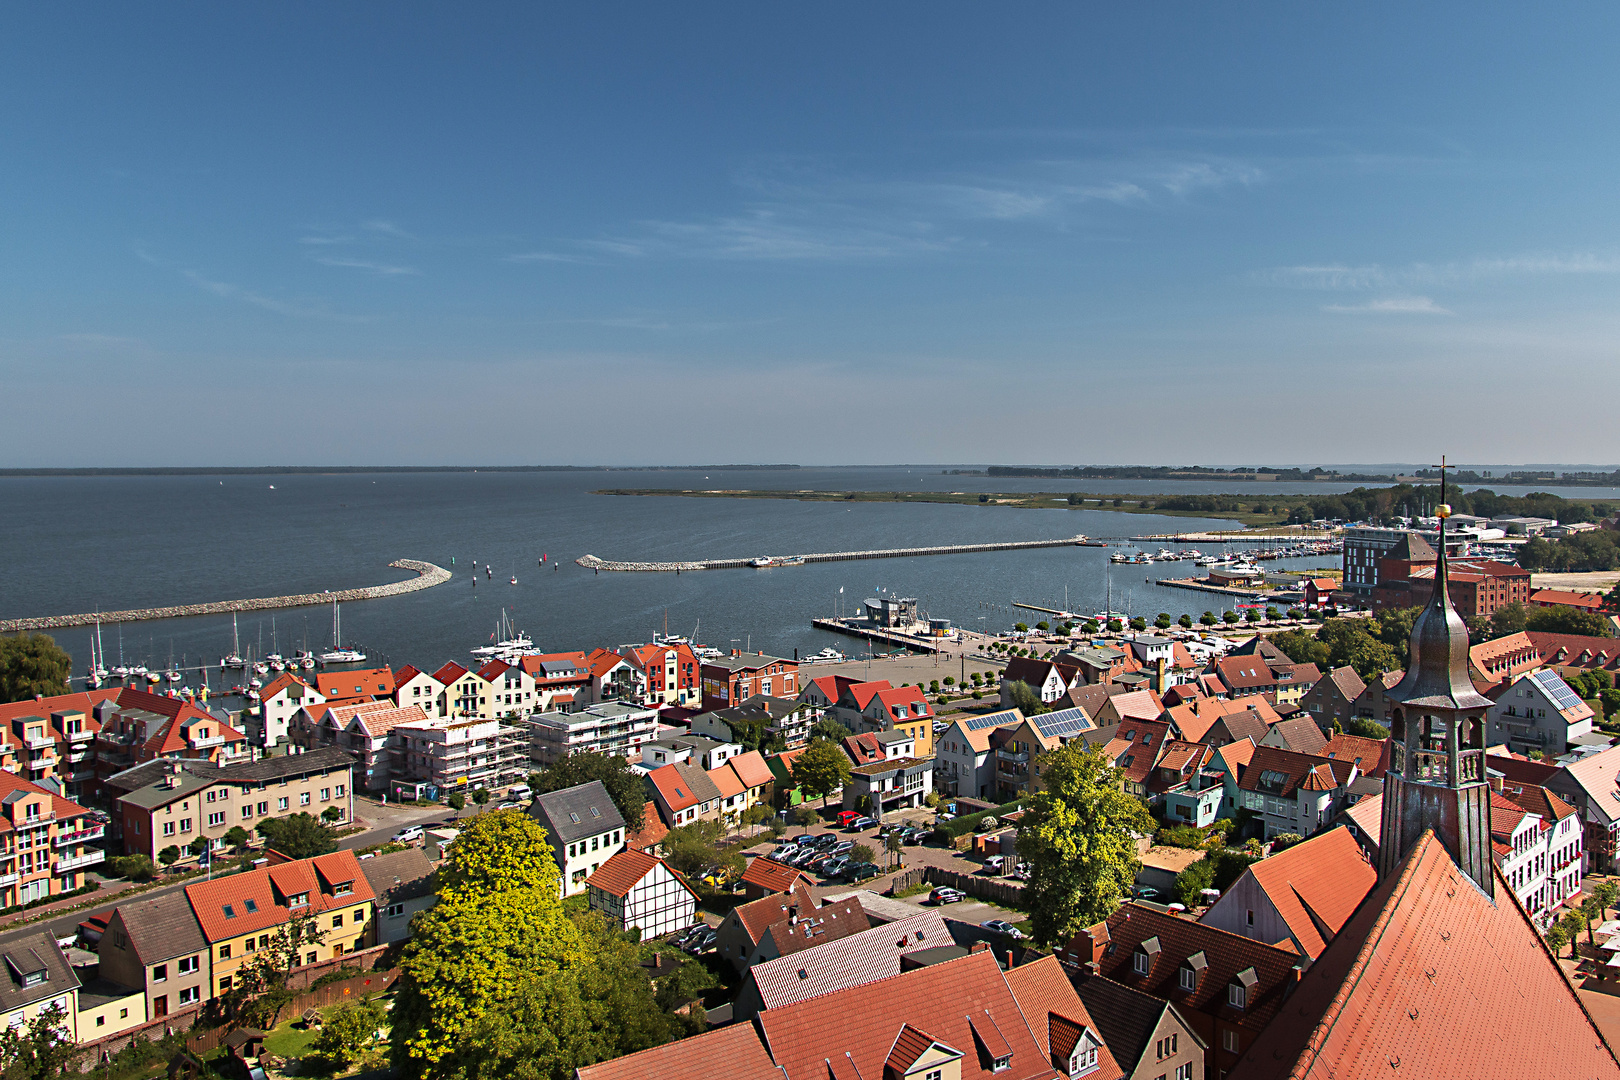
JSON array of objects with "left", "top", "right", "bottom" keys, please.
[{"left": 1431, "top": 454, "right": 1450, "bottom": 507}]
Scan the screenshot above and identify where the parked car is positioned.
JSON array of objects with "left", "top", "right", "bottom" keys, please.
[
  {"left": 1133, "top": 885, "right": 1161, "bottom": 900},
  {"left": 804, "top": 852, "right": 833, "bottom": 869},
  {"left": 497, "top": 799, "right": 520, "bottom": 811},
  {"left": 929, "top": 886, "right": 965, "bottom": 905},
  {"left": 837, "top": 810, "right": 864, "bottom": 828},
  {"left": 786, "top": 848, "right": 817, "bottom": 868},
  {"left": 683, "top": 929, "right": 717, "bottom": 954},
  {"left": 813, "top": 832, "right": 843, "bottom": 849},
  {"left": 936, "top": 812, "right": 956, "bottom": 823},
  {"left": 849, "top": 816, "right": 875, "bottom": 831},
  {"left": 843, "top": 862, "right": 881, "bottom": 883},
  {"left": 393, "top": 825, "right": 425, "bottom": 844},
  {"left": 821, "top": 855, "right": 850, "bottom": 876},
  {"left": 902, "top": 828, "right": 926, "bottom": 845},
  {"left": 792, "top": 834, "right": 817, "bottom": 847},
  {"left": 507, "top": 784, "right": 532, "bottom": 801},
  {"left": 671, "top": 923, "right": 707, "bottom": 947},
  {"left": 980, "top": 920, "right": 1026, "bottom": 939},
  {"left": 769, "top": 847, "right": 797, "bottom": 862},
  {"left": 830, "top": 839, "right": 854, "bottom": 855},
  {"left": 983, "top": 855, "right": 1007, "bottom": 873}
]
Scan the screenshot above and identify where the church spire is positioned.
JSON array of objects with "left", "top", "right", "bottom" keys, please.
[{"left": 1378, "top": 455, "right": 1496, "bottom": 896}]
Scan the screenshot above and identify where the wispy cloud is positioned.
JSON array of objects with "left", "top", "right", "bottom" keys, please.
[
  {"left": 362, "top": 220, "right": 416, "bottom": 240},
  {"left": 181, "top": 270, "right": 364, "bottom": 321},
  {"left": 512, "top": 153, "right": 1265, "bottom": 264},
  {"left": 1259, "top": 252, "right": 1620, "bottom": 291},
  {"left": 314, "top": 256, "right": 419, "bottom": 276},
  {"left": 299, "top": 235, "right": 353, "bottom": 246},
  {"left": 1324, "top": 296, "right": 1452, "bottom": 315}
]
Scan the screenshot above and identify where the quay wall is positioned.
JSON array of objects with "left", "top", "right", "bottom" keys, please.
[
  {"left": 0, "top": 559, "right": 451, "bottom": 632},
  {"left": 576, "top": 536, "right": 1090, "bottom": 573}
]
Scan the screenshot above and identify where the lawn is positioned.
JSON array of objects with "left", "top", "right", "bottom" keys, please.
[{"left": 263, "top": 1018, "right": 320, "bottom": 1059}]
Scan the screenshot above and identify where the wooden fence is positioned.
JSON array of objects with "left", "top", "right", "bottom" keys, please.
[{"left": 922, "top": 866, "right": 1026, "bottom": 907}]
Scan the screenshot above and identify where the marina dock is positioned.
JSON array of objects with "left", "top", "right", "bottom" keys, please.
[
  {"left": 576, "top": 535, "right": 1095, "bottom": 572},
  {"left": 811, "top": 618, "right": 944, "bottom": 653},
  {"left": 0, "top": 559, "right": 451, "bottom": 632},
  {"left": 1154, "top": 576, "right": 1270, "bottom": 601}
]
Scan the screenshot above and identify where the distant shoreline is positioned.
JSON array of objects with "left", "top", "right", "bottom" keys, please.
[{"left": 0, "top": 465, "right": 802, "bottom": 477}]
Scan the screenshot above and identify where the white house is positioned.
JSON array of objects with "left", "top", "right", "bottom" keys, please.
[
  {"left": 586, "top": 850, "right": 698, "bottom": 940},
  {"left": 934, "top": 710, "right": 1022, "bottom": 800},
  {"left": 530, "top": 780, "right": 629, "bottom": 895},
  {"left": 393, "top": 665, "right": 446, "bottom": 718},
  {"left": 256, "top": 673, "right": 324, "bottom": 749},
  {"left": 1486, "top": 668, "right": 1596, "bottom": 758},
  {"left": 477, "top": 658, "right": 537, "bottom": 717},
  {"left": 1492, "top": 785, "right": 1584, "bottom": 926}
]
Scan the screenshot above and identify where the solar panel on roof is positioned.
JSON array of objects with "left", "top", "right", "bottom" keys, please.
[
  {"left": 1532, "top": 670, "right": 1585, "bottom": 712},
  {"left": 964, "top": 710, "right": 1020, "bottom": 731},
  {"left": 1033, "top": 708, "right": 1093, "bottom": 739}
]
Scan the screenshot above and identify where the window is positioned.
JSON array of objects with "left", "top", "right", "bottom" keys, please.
[
  {"left": 222, "top": 904, "right": 236, "bottom": 920},
  {"left": 244, "top": 898, "right": 258, "bottom": 913},
  {"left": 387, "top": 903, "right": 406, "bottom": 918},
  {"left": 321, "top": 788, "right": 331, "bottom": 801},
  {"left": 178, "top": 987, "right": 199, "bottom": 1006},
  {"left": 96, "top": 1016, "right": 104, "bottom": 1028},
  {"left": 208, "top": 812, "right": 225, "bottom": 827},
  {"left": 1134, "top": 951, "right": 1150, "bottom": 974},
  {"left": 1179, "top": 967, "right": 1197, "bottom": 991},
  {"left": 245, "top": 937, "right": 256, "bottom": 953},
  {"left": 278, "top": 797, "right": 290, "bottom": 811},
  {"left": 1228, "top": 984, "right": 1246, "bottom": 1009},
  {"left": 335, "top": 784, "right": 345, "bottom": 797},
  {"left": 153, "top": 964, "right": 168, "bottom": 983},
  {"left": 242, "top": 806, "right": 254, "bottom": 819},
  {"left": 219, "top": 944, "right": 231, "bottom": 960},
  {"left": 353, "top": 908, "right": 364, "bottom": 921},
  {"left": 334, "top": 882, "right": 353, "bottom": 896},
  {"left": 162, "top": 822, "right": 176, "bottom": 837},
  {"left": 1157, "top": 1034, "right": 1178, "bottom": 1059},
  {"left": 1245, "top": 909, "right": 1254, "bottom": 927},
  {"left": 300, "top": 793, "right": 311, "bottom": 806},
  {"left": 1175, "top": 1066, "right": 1193, "bottom": 1080},
  {"left": 1222, "top": 1030, "right": 1239, "bottom": 1053},
  {"left": 257, "top": 802, "right": 268, "bottom": 814},
  {"left": 332, "top": 914, "right": 344, "bottom": 928},
  {"left": 306, "top": 951, "right": 317, "bottom": 965}
]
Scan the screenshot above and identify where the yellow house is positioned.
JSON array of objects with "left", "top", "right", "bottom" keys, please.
[{"left": 183, "top": 851, "right": 377, "bottom": 998}]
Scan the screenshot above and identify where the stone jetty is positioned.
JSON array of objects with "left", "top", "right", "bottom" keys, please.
[
  {"left": 575, "top": 536, "right": 1092, "bottom": 572},
  {"left": 0, "top": 559, "right": 451, "bottom": 632}
]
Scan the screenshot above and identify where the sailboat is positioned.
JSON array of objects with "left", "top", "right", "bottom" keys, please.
[
  {"left": 223, "top": 613, "right": 246, "bottom": 669},
  {"left": 267, "top": 617, "right": 286, "bottom": 670},
  {"left": 471, "top": 609, "right": 532, "bottom": 658},
  {"left": 318, "top": 600, "right": 367, "bottom": 664},
  {"left": 85, "top": 620, "right": 106, "bottom": 688},
  {"left": 509, "top": 562, "right": 517, "bottom": 586},
  {"left": 112, "top": 626, "right": 131, "bottom": 680}
]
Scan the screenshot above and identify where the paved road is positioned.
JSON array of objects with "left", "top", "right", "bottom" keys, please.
[{"left": 0, "top": 800, "right": 460, "bottom": 951}]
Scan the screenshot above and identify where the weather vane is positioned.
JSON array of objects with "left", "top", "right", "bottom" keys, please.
[{"left": 1432, "top": 454, "right": 1452, "bottom": 519}]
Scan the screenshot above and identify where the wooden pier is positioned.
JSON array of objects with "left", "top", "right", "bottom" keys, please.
[
  {"left": 0, "top": 559, "right": 452, "bottom": 632},
  {"left": 576, "top": 535, "right": 1095, "bottom": 572},
  {"left": 1154, "top": 576, "right": 1269, "bottom": 601},
  {"left": 811, "top": 618, "right": 943, "bottom": 653}
]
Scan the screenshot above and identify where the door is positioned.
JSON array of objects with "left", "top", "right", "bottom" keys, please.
[{"left": 153, "top": 995, "right": 168, "bottom": 1018}]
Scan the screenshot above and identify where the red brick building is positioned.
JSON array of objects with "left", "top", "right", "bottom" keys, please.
[
  {"left": 1370, "top": 555, "right": 1529, "bottom": 616},
  {"left": 699, "top": 652, "right": 799, "bottom": 710}
]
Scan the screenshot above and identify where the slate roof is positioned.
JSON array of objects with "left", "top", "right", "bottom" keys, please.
[
  {"left": 530, "top": 780, "right": 627, "bottom": 844},
  {"left": 645, "top": 760, "right": 722, "bottom": 813},
  {"left": 359, "top": 847, "right": 436, "bottom": 905},
  {"left": 748, "top": 910, "right": 950, "bottom": 1012},
  {"left": 111, "top": 890, "right": 207, "bottom": 965},
  {"left": 1323, "top": 665, "right": 1368, "bottom": 702},
  {"left": 1267, "top": 717, "right": 1329, "bottom": 755},
  {"left": 0, "top": 933, "right": 75, "bottom": 1013},
  {"left": 1232, "top": 827, "right": 1377, "bottom": 959},
  {"left": 1234, "top": 831, "right": 1620, "bottom": 1080}
]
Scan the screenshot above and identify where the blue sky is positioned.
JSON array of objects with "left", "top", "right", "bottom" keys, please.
[{"left": 4, "top": 4, "right": 1619, "bottom": 466}]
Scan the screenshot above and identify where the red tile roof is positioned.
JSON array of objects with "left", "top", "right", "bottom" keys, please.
[
  {"left": 576, "top": 1020, "right": 781, "bottom": 1080},
  {"left": 1216, "top": 655, "right": 1278, "bottom": 691},
  {"left": 874, "top": 684, "right": 933, "bottom": 718},
  {"left": 184, "top": 850, "right": 373, "bottom": 943},
  {"left": 314, "top": 667, "right": 396, "bottom": 701},
  {"left": 0, "top": 688, "right": 120, "bottom": 729},
  {"left": 626, "top": 801, "right": 668, "bottom": 851},
  {"left": 726, "top": 749, "right": 775, "bottom": 789},
  {"left": 765, "top": 893, "right": 867, "bottom": 959},
  {"left": 587, "top": 648, "right": 629, "bottom": 679},
  {"left": 1235, "top": 831, "right": 1620, "bottom": 1080},
  {"left": 740, "top": 857, "right": 808, "bottom": 895},
  {"left": 1238, "top": 745, "right": 1349, "bottom": 798},
  {"left": 1168, "top": 697, "right": 1280, "bottom": 743},
  {"left": 748, "top": 910, "right": 951, "bottom": 1011},
  {"left": 258, "top": 672, "right": 315, "bottom": 701},
  {"left": 846, "top": 680, "right": 893, "bottom": 711},
  {"left": 1320, "top": 733, "right": 1391, "bottom": 779},
  {"left": 430, "top": 662, "right": 468, "bottom": 685},
  {"left": 756, "top": 950, "right": 1058, "bottom": 1080},
  {"left": 708, "top": 761, "right": 746, "bottom": 799},
  {"left": 1235, "top": 828, "right": 1377, "bottom": 959},
  {"left": 0, "top": 771, "right": 89, "bottom": 822},
  {"left": 733, "top": 880, "right": 820, "bottom": 945},
  {"left": 585, "top": 850, "right": 692, "bottom": 900},
  {"left": 1004, "top": 955, "right": 1124, "bottom": 1080}
]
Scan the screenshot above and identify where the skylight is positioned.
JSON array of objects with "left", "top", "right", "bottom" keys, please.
[
  {"left": 223, "top": 905, "right": 236, "bottom": 919},
  {"left": 244, "top": 899, "right": 258, "bottom": 913}
]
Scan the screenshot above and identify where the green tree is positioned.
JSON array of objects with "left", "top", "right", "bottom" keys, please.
[
  {"left": 792, "top": 804, "right": 818, "bottom": 827},
  {"left": 1369, "top": 606, "right": 1423, "bottom": 650},
  {"left": 809, "top": 716, "right": 851, "bottom": 743},
  {"left": 883, "top": 833, "right": 903, "bottom": 868},
  {"left": 1345, "top": 716, "right": 1391, "bottom": 739},
  {"left": 1155, "top": 613, "right": 1173, "bottom": 630},
  {"left": 314, "top": 997, "right": 386, "bottom": 1068},
  {"left": 1178, "top": 614, "right": 1194, "bottom": 629},
  {"left": 738, "top": 803, "right": 771, "bottom": 836},
  {"left": 158, "top": 845, "right": 180, "bottom": 866},
  {"left": 1528, "top": 606, "right": 1616, "bottom": 638},
  {"left": 1015, "top": 622, "right": 1029, "bottom": 633},
  {"left": 187, "top": 836, "right": 210, "bottom": 859},
  {"left": 1265, "top": 607, "right": 1280, "bottom": 621},
  {"left": 448, "top": 791, "right": 468, "bottom": 817},
  {"left": 1106, "top": 619, "right": 1123, "bottom": 633},
  {"left": 1005, "top": 680, "right": 1049, "bottom": 717},
  {"left": 1174, "top": 855, "right": 1215, "bottom": 907},
  {"left": 1595, "top": 879, "right": 1620, "bottom": 919},
  {"left": 1545, "top": 921, "right": 1569, "bottom": 957},
  {"left": 255, "top": 812, "right": 337, "bottom": 859},
  {"left": 1244, "top": 610, "right": 1260, "bottom": 624},
  {"left": 1491, "top": 601, "right": 1529, "bottom": 638},
  {"left": 1200, "top": 612, "right": 1217, "bottom": 626},
  {"left": 1268, "top": 628, "right": 1331, "bottom": 666},
  {"left": 0, "top": 1002, "right": 76, "bottom": 1080},
  {"left": 105, "top": 854, "right": 156, "bottom": 882},
  {"left": 791, "top": 738, "right": 852, "bottom": 807},
  {"left": 321, "top": 805, "right": 343, "bottom": 824},
  {"left": 473, "top": 787, "right": 492, "bottom": 810},
  {"left": 1222, "top": 611, "right": 1240, "bottom": 625},
  {"left": 1130, "top": 617, "right": 1147, "bottom": 631},
  {"left": 224, "top": 825, "right": 251, "bottom": 852},
  {"left": 1016, "top": 742, "right": 1155, "bottom": 947},
  {"left": 530, "top": 751, "right": 648, "bottom": 834},
  {"left": 1561, "top": 910, "right": 1586, "bottom": 959},
  {"left": 1036, "top": 621, "right": 1050, "bottom": 632},
  {"left": 440, "top": 810, "right": 563, "bottom": 895},
  {"left": 850, "top": 843, "right": 876, "bottom": 866},
  {"left": 0, "top": 634, "right": 71, "bottom": 704}
]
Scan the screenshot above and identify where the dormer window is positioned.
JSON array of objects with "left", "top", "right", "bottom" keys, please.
[
  {"left": 1133, "top": 936, "right": 1161, "bottom": 975},
  {"left": 334, "top": 882, "right": 353, "bottom": 896},
  {"left": 1229, "top": 966, "right": 1258, "bottom": 1010},
  {"left": 288, "top": 892, "right": 309, "bottom": 908}
]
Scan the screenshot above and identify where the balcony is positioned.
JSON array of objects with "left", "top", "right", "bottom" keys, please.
[
  {"left": 56, "top": 849, "right": 105, "bottom": 872},
  {"left": 0, "top": 873, "right": 17, "bottom": 888},
  {"left": 188, "top": 734, "right": 227, "bottom": 749},
  {"left": 55, "top": 825, "right": 104, "bottom": 847},
  {"left": 65, "top": 730, "right": 94, "bottom": 744},
  {"left": 23, "top": 733, "right": 54, "bottom": 749},
  {"left": 996, "top": 749, "right": 1029, "bottom": 764}
]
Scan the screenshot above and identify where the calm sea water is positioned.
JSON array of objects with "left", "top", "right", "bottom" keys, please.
[{"left": 3, "top": 467, "right": 1607, "bottom": 682}]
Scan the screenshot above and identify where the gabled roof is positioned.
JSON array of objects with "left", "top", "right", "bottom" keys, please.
[
  {"left": 1231, "top": 828, "right": 1377, "bottom": 959},
  {"left": 1081, "top": 903, "right": 1302, "bottom": 1032},
  {"left": 726, "top": 749, "right": 775, "bottom": 789},
  {"left": 1003, "top": 955, "right": 1122, "bottom": 1079},
  {"left": 259, "top": 672, "right": 317, "bottom": 702},
  {"left": 734, "top": 880, "right": 820, "bottom": 945},
  {"left": 1238, "top": 745, "right": 1346, "bottom": 798},
  {"left": 1073, "top": 974, "right": 1181, "bottom": 1076},
  {"left": 741, "top": 857, "right": 809, "bottom": 895},
  {"left": 1107, "top": 689, "right": 1165, "bottom": 723},
  {"left": 430, "top": 661, "right": 469, "bottom": 685},
  {"left": 1216, "top": 655, "right": 1278, "bottom": 691},
  {"left": 708, "top": 761, "right": 747, "bottom": 799},
  {"left": 845, "top": 679, "right": 893, "bottom": 710},
  {"left": 184, "top": 851, "right": 373, "bottom": 943},
  {"left": 0, "top": 932, "right": 75, "bottom": 1013},
  {"left": 1500, "top": 781, "right": 1578, "bottom": 824},
  {"left": 1385, "top": 531, "right": 1437, "bottom": 562},
  {"left": 1234, "top": 831, "right": 1620, "bottom": 1080},
  {"left": 333, "top": 700, "right": 425, "bottom": 739},
  {"left": 0, "top": 771, "right": 88, "bottom": 821},
  {"left": 1558, "top": 744, "right": 1620, "bottom": 825},
  {"left": 575, "top": 1021, "right": 781, "bottom": 1080},
  {"left": 587, "top": 648, "right": 631, "bottom": 679},
  {"left": 1320, "top": 734, "right": 1391, "bottom": 779},
  {"left": 314, "top": 667, "right": 395, "bottom": 701},
  {"left": 1266, "top": 717, "right": 1329, "bottom": 755},
  {"left": 646, "top": 760, "right": 722, "bottom": 812},
  {"left": 475, "top": 658, "right": 516, "bottom": 682},
  {"left": 763, "top": 894, "right": 868, "bottom": 960},
  {"left": 756, "top": 949, "right": 1053, "bottom": 1080},
  {"left": 1320, "top": 665, "right": 1368, "bottom": 702},
  {"left": 586, "top": 850, "right": 692, "bottom": 900},
  {"left": 626, "top": 801, "right": 668, "bottom": 851},
  {"left": 1231, "top": 636, "right": 1294, "bottom": 662},
  {"left": 873, "top": 684, "right": 933, "bottom": 718},
  {"left": 1168, "top": 697, "right": 1279, "bottom": 743},
  {"left": 359, "top": 847, "right": 435, "bottom": 904},
  {"left": 748, "top": 910, "right": 950, "bottom": 1012},
  {"left": 110, "top": 890, "right": 207, "bottom": 965},
  {"left": 531, "top": 780, "right": 627, "bottom": 844}
]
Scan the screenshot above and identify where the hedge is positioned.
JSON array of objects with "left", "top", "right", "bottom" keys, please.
[{"left": 941, "top": 798, "right": 1027, "bottom": 837}]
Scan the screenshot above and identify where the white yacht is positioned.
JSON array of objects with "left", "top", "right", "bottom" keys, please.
[{"left": 318, "top": 601, "right": 367, "bottom": 664}]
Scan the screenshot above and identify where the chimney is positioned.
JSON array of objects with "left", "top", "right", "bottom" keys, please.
[{"left": 970, "top": 941, "right": 991, "bottom": 955}]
